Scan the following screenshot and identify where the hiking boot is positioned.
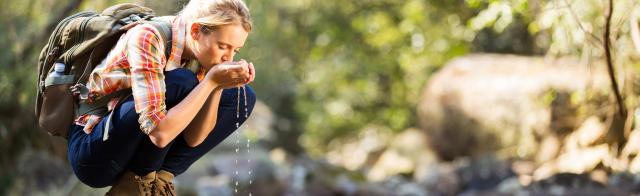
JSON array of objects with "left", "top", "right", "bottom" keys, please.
[
  {"left": 106, "top": 171, "right": 156, "bottom": 196},
  {"left": 155, "top": 170, "right": 176, "bottom": 196}
]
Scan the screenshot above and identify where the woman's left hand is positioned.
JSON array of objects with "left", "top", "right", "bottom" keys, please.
[{"left": 240, "top": 59, "right": 255, "bottom": 85}]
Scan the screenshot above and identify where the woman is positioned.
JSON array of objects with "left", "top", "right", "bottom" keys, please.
[{"left": 66, "top": 0, "right": 256, "bottom": 194}]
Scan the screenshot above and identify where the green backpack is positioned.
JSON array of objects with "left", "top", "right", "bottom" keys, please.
[{"left": 35, "top": 3, "right": 172, "bottom": 138}]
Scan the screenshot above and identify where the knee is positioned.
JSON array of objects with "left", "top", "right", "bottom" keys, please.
[{"left": 164, "top": 68, "right": 198, "bottom": 90}]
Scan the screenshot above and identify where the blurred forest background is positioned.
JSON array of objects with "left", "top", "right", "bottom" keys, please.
[{"left": 3, "top": 0, "right": 640, "bottom": 195}]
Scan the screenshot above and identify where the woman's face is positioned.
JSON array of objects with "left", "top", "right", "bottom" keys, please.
[{"left": 190, "top": 23, "right": 249, "bottom": 68}]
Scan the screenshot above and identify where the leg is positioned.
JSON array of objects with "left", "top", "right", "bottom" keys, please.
[
  {"left": 126, "top": 68, "right": 200, "bottom": 176},
  {"left": 159, "top": 85, "right": 257, "bottom": 176},
  {"left": 67, "top": 68, "right": 198, "bottom": 187}
]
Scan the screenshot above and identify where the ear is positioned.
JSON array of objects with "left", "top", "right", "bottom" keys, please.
[{"left": 190, "top": 23, "right": 200, "bottom": 40}]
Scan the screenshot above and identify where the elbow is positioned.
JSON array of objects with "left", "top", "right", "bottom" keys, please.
[
  {"left": 185, "top": 136, "right": 204, "bottom": 148},
  {"left": 149, "top": 131, "right": 171, "bottom": 149}
]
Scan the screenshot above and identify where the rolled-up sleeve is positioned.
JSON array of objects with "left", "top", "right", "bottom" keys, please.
[{"left": 125, "top": 25, "right": 168, "bottom": 134}]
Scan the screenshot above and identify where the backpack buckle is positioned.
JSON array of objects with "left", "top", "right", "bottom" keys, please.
[
  {"left": 70, "top": 83, "right": 90, "bottom": 100},
  {"left": 119, "top": 14, "right": 143, "bottom": 25}
]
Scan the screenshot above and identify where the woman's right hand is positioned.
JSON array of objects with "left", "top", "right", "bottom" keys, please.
[{"left": 205, "top": 60, "right": 251, "bottom": 89}]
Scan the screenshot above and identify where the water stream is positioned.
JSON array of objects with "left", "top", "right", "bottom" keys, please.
[{"left": 234, "top": 85, "right": 251, "bottom": 195}]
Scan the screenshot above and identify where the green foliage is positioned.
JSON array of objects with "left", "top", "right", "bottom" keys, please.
[{"left": 240, "top": 0, "right": 474, "bottom": 154}]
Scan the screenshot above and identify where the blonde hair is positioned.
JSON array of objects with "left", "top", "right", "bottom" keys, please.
[{"left": 180, "top": 0, "right": 252, "bottom": 33}]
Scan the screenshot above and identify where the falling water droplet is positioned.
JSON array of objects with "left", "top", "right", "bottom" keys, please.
[
  {"left": 235, "top": 87, "right": 243, "bottom": 195},
  {"left": 244, "top": 86, "right": 248, "bottom": 118},
  {"left": 237, "top": 86, "right": 241, "bottom": 119}
]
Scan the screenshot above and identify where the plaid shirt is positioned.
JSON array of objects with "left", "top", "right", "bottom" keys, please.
[{"left": 74, "top": 16, "right": 207, "bottom": 134}]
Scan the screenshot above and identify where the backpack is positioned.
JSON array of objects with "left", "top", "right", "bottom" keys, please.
[{"left": 35, "top": 3, "right": 172, "bottom": 138}]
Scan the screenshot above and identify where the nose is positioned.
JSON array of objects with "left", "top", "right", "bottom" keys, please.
[{"left": 221, "top": 50, "right": 236, "bottom": 62}]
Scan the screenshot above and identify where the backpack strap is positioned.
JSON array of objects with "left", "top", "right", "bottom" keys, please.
[
  {"left": 146, "top": 19, "right": 173, "bottom": 58},
  {"left": 76, "top": 88, "right": 132, "bottom": 117}
]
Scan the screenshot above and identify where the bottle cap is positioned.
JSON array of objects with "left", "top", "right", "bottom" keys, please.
[{"left": 54, "top": 63, "right": 65, "bottom": 73}]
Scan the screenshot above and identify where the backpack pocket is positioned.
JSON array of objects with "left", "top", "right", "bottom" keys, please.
[{"left": 39, "top": 75, "right": 76, "bottom": 138}]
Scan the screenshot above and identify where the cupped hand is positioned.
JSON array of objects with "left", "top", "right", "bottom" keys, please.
[{"left": 205, "top": 60, "right": 254, "bottom": 89}]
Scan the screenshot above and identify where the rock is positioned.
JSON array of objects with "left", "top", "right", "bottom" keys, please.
[
  {"left": 533, "top": 161, "right": 557, "bottom": 181},
  {"left": 335, "top": 175, "right": 359, "bottom": 195},
  {"left": 325, "top": 125, "right": 392, "bottom": 171},
  {"left": 396, "top": 182, "right": 429, "bottom": 196},
  {"left": 511, "top": 161, "right": 536, "bottom": 176},
  {"left": 291, "top": 157, "right": 347, "bottom": 196},
  {"left": 457, "top": 155, "right": 515, "bottom": 191},
  {"left": 417, "top": 163, "right": 462, "bottom": 195},
  {"left": 628, "top": 155, "right": 640, "bottom": 174},
  {"left": 361, "top": 175, "right": 429, "bottom": 196},
  {"left": 356, "top": 184, "right": 393, "bottom": 196},
  {"left": 367, "top": 150, "right": 414, "bottom": 181},
  {"left": 608, "top": 172, "right": 640, "bottom": 193},
  {"left": 574, "top": 116, "right": 606, "bottom": 147},
  {"left": 528, "top": 173, "right": 605, "bottom": 189},
  {"left": 417, "top": 54, "right": 609, "bottom": 160},
  {"left": 536, "top": 136, "right": 560, "bottom": 163},
  {"left": 524, "top": 173, "right": 630, "bottom": 195},
  {"left": 555, "top": 144, "right": 609, "bottom": 173},
  {"left": 383, "top": 176, "right": 429, "bottom": 196},
  {"left": 622, "top": 128, "right": 640, "bottom": 158},
  {"left": 367, "top": 128, "right": 437, "bottom": 181},
  {"left": 589, "top": 169, "right": 608, "bottom": 185}
]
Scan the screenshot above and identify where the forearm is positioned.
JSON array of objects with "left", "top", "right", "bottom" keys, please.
[
  {"left": 182, "top": 88, "right": 223, "bottom": 147},
  {"left": 148, "top": 81, "right": 217, "bottom": 148}
]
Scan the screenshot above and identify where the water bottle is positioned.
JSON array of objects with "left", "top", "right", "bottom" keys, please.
[{"left": 51, "top": 63, "right": 65, "bottom": 76}]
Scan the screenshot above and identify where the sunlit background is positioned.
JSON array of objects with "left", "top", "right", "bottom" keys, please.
[{"left": 2, "top": 0, "right": 640, "bottom": 195}]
